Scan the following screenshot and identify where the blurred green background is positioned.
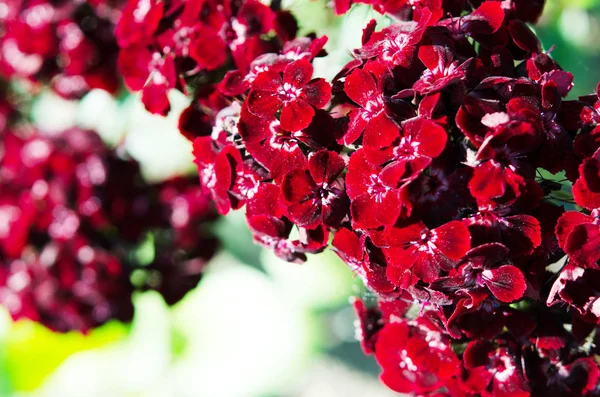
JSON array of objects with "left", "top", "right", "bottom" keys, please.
[{"left": 2, "top": 0, "right": 600, "bottom": 396}]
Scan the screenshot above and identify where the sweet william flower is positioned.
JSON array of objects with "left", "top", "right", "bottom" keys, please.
[
  {"left": 281, "top": 150, "right": 348, "bottom": 229},
  {"left": 431, "top": 243, "right": 527, "bottom": 303},
  {"left": 555, "top": 211, "right": 600, "bottom": 269},
  {"left": 374, "top": 318, "right": 459, "bottom": 394},
  {"left": 363, "top": 116, "right": 448, "bottom": 183},
  {"left": 345, "top": 149, "right": 408, "bottom": 229},
  {"left": 245, "top": 183, "right": 327, "bottom": 262},
  {"left": 0, "top": 0, "right": 123, "bottom": 98},
  {"left": 332, "top": 228, "right": 397, "bottom": 294},
  {"left": 383, "top": 220, "right": 471, "bottom": 284},
  {"left": 247, "top": 59, "right": 332, "bottom": 131},
  {"left": 467, "top": 107, "right": 541, "bottom": 203},
  {"left": 465, "top": 207, "right": 542, "bottom": 257},
  {"left": 341, "top": 64, "right": 399, "bottom": 145},
  {"left": 413, "top": 35, "right": 473, "bottom": 95},
  {"left": 462, "top": 339, "right": 530, "bottom": 397},
  {"left": 547, "top": 264, "right": 600, "bottom": 319},
  {"left": 354, "top": 9, "right": 432, "bottom": 67}
]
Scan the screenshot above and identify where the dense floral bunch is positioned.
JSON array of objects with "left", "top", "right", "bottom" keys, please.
[
  {"left": 115, "top": 0, "right": 305, "bottom": 115},
  {"left": 0, "top": 0, "right": 125, "bottom": 98},
  {"left": 172, "top": 0, "right": 600, "bottom": 394},
  {"left": 0, "top": 117, "right": 218, "bottom": 332}
]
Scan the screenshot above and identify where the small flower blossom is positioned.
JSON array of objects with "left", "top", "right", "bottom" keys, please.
[{"left": 247, "top": 59, "right": 332, "bottom": 131}]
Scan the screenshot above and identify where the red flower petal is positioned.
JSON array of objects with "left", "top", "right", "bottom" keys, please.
[
  {"left": 189, "top": 28, "right": 228, "bottom": 71},
  {"left": 565, "top": 223, "right": 600, "bottom": 268},
  {"left": 281, "top": 169, "right": 316, "bottom": 203},
  {"left": 332, "top": 228, "right": 364, "bottom": 263},
  {"left": 481, "top": 265, "right": 527, "bottom": 302},
  {"left": 556, "top": 211, "right": 595, "bottom": 251},
  {"left": 469, "top": 161, "right": 525, "bottom": 202},
  {"left": 465, "top": 1, "right": 505, "bottom": 35},
  {"left": 280, "top": 99, "right": 315, "bottom": 132},
  {"left": 115, "top": 0, "right": 164, "bottom": 47},
  {"left": 283, "top": 59, "right": 313, "bottom": 88},
  {"left": 302, "top": 78, "right": 332, "bottom": 109},
  {"left": 573, "top": 178, "right": 600, "bottom": 210},
  {"left": 433, "top": 220, "right": 471, "bottom": 261},
  {"left": 344, "top": 68, "right": 378, "bottom": 109},
  {"left": 350, "top": 195, "right": 380, "bottom": 229},
  {"left": 308, "top": 151, "right": 345, "bottom": 185}
]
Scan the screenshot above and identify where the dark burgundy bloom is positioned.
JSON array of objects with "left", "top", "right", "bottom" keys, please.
[
  {"left": 364, "top": 116, "right": 447, "bottom": 182},
  {"left": 238, "top": 105, "right": 317, "bottom": 182},
  {"left": 0, "top": 240, "right": 134, "bottom": 333},
  {"left": 281, "top": 150, "right": 348, "bottom": 229},
  {"left": 346, "top": 149, "right": 408, "bottom": 229},
  {"left": 374, "top": 317, "right": 458, "bottom": 394},
  {"left": 413, "top": 36, "right": 473, "bottom": 95},
  {"left": 355, "top": 9, "right": 431, "bottom": 67},
  {"left": 465, "top": 207, "right": 542, "bottom": 257},
  {"left": 466, "top": 104, "right": 542, "bottom": 203},
  {"left": 383, "top": 220, "right": 471, "bottom": 284},
  {"left": 547, "top": 264, "right": 600, "bottom": 319},
  {"left": 432, "top": 243, "right": 527, "bottom": 303},
  {"left": 193, "top": 136, "right": 259, "bottom": 214},
  {"left": 246, "top": 184, "right": 327, "bottom": 262},
  {"left": 463, "top": 339, "right": 530, "bottom": 397},
  {"left": 332, "top": 228, "right": 397, "bottom": 294},
  {"left": 247, "top": 59, "right": 331, "bottom": 131},
  {"left": 556, "top": 211, "right": 600, "bottom": 269},
  {"left": 341, "top": 63, "right": 399, "bottom": 145},
  {"left": 572, "top": 148, "right": 600, "bottom": 210}
]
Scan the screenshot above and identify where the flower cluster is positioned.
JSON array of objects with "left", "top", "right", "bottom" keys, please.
[
  {"left": 0, "top": 0, "right": 125, "bottom": 98},
  {"left": 115, "top": 0, "right": 303, "bottom": 115},
  {"left": 178, "top": 0, "right": 600, "bottom": 394},
  {"left": 0, "top": 120, "right": 218, "bottom": 332}
]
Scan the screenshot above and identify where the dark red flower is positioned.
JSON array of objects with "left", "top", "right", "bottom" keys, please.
[
  {"left": 463, "top": 339, "right": 530, "bottom": 397},
  {"left": 341, "top": 64, "right": 399, "bottom": 145},
  {"left": 556, "top": 211, "right": 600, "bottom": 269},
  {"left": 465, "top": 208, "right": 542, "bottom": 257},
  {"left": 247, "top": 59, "right": 331, "bottom": 131},
  {"left": 332, "top": 228, "right": 397, "bottom": 294},
  {"left": 413, "top": 36, "right": 473, "bottom": 95},
  {"left": 355, "top": 9, "right": 431, "bottom": 67},
  {"left": 0, "top": 0, "right": 123, "bottom": 98},
  {"left": 383, "top": 220, "right": 471, "bottom": 284},
  {"left": 281, "top": 151, "right": 348, "bottom": 229},
  {"left": 364, "top": 116, "right": 447, "bottom": 182},
  {"left": 346, "top": 149, "right": 409, "bottom": 229},
  {"left": 246, "top": 184, "right": 327, "bottom": 262},
  {"left": 432, "top": 243, "right": 527, "bottom": 302},
  {"left": 548, "top": 264, "right": 600, "bottom": 319},
  {"left": 466, "top": 104, "right": 542, "bottom": 203},
  {"left": 374, "top": 318, "right": 458, "bottom": 394}
]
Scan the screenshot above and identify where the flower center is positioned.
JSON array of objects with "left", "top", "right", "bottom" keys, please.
[
  {"left": 367, "top": 174, "right": 391, "bottom": 203},
  {"left": 394, "top": 135, "right": 420, "bottom": 159},
  {"left": 278, "top": 82, "right": 302, "bottom": 103},
  {"left": 383, "top": 33, "right": 409, "bottom": 62},
  {"left": 201, "top": 164, "right": 217, "bottom": 190},
  {"left": 236, "top": 171, "right": 259, "bottom": 199}
]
